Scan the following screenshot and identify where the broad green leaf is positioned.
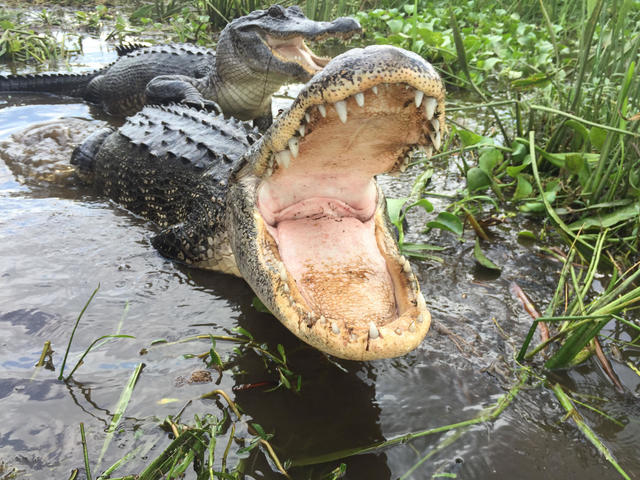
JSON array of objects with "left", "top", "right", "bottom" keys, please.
[
  {"left": 565, "top": 120, "right": 589, "bottom": 146},
  {"left": 386, "top": 197, "right": 409, "bottom": 225},
  {"left": 517, "top": 230, "right": 537, "bottom": 240},
  {"left": 479, "top": 148, "right": 503, "bottom": 175},
  {"left": 513, "top": 174, "right": 533, "bottom": 201},
  {"left": 473, "top": 238, "right": 501, "bottom": 270},
  {"left": 456, "top": 129, "right": 493, "bottom": 147},
  {"left": 589, "top": 126, "right": 607, "bottom": 150},
  {"left": 568, "top": 202, "right": 640, "bottom": 230},
  {"left": 565, "top": 153, "right": 584, "bottom": 174},
  {"left": 467, "top": 167, "right": 491, "bottom": 191},
  {"left": 519, "top": 201, "right": 545, "bottom": 213},
  {"left": 510, "top": 142, "right": 528, "bottom": 162},
  {"left": 427, "top": 212, "right": 463, "bottom": 236},
  {"left": 387, "top": 19, "right": 404, "bottom": 34}
]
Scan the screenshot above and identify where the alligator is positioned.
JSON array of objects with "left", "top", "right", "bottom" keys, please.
[
  {"left": 70, "top": 44, "right": 446, "bottom": 360},
  {"left": 0, "top": 5, "right": 361, "bottom": 129}
]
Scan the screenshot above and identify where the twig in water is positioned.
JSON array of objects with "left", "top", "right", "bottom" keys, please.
[
  {"left": 511, "top": 282, "right": 550, "bottom": 344},
  {"left": 593, "top": 337, "right": 624, "bottom": 393}
]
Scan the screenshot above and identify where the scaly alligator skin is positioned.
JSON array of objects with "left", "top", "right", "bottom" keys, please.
[
  {"left": 72, "top": 45, "right": 446, "bottom": 360},
  {"left": 0, "top": 5, "right": 360, "bottom": 128}
]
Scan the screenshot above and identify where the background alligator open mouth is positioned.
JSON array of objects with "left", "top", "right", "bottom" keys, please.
[{"left": 265, "top": 34, "right": 330, "bottom": 74}]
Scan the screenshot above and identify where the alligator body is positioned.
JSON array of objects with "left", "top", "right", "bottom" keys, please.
[
  {"left": 0, "top": 5, "right": 360, "bottom": 128},
  {"left": 72, "top": 45, "right": 446, "bottom": 360}
]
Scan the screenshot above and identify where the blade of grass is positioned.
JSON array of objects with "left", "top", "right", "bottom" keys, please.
[
  {"left": 291, "top": 369, "right": 530, "bottom": 467},
  {"left": 80, "top": 423, "right": 92, "bottom": 480},
  {"left": 58, "top": 285, "right": 100, "bottom": 380},
  {"left": 97, "top": 363, "right": 144, "bottom": 467},
  {"left": 552, "top": 384, "right": 630, "bottom": 479}
]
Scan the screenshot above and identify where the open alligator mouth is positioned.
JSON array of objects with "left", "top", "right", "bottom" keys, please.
[
  {"left": 265, "top": 34, "right": 331, "bottom": 74},
  {"left": 230, "top": 45, "right": 445, "bottom": 360}
]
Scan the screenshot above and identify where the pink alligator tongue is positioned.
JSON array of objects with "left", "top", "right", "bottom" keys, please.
[{"left": 275, "top": 215, "right": 396, "bottom": 326}]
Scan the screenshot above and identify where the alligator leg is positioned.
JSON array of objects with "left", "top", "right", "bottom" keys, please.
[{"left": 145, "top": 75, "right": 222, "bottom": 113}]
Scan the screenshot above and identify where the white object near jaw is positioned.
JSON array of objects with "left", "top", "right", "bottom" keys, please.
[
  {"left": 318, "top": 104, "right": 327, "bottom": 117},
  {"left": 334, "top": 100, "right": 348, "bottom": 124},
  {"left": 276, "top": 149, "right": 291, "bottom": 168},
  {"left": 288, "top": 137, "right": 299, "bottom": 158},
  {"left": 424, "top": 97, "right": 437, "bottom": 119},
  {"left": 372, "top": 85, "right": 378, "bottom": 95},
  {"left": 368, "top": 322, "right": 379, "bottom": 339},
  {"left": 414, "top": 90, "right": 424, "bottom": 107},
  {"left": 354, "top": 92, "right": 365, "bottom": 107}
]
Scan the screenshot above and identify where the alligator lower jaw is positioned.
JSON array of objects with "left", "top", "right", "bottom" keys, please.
[
  {"left": 251, "top": 83, "right": 440, "bottom": 360},
  {"left": 265, "top": 34, "right": 329, "bottom": 74}
]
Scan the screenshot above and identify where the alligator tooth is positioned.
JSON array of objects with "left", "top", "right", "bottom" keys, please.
[
  {"left": 283, "top": 283, "right": 290, "bottom": 294},
  {"left": 368, "top": 322, "right": 379, "bottom": 339},
  {"left": 278, "top": 263, "right": 288, "bottom": 282},
  {"left": 403, "top": 257, "right": 412, "bottom": 273},
  {"left": 317, "top": 104, "right": 327, "bottom": 118},
  {"left": 331, "top": 322, "right": 340, "bottom": 335},
  {"left": 305, "top": 113, "right": 311, "bottom": 123},
  {"left": 425, "top": 145, "right": 433, "bottom": 158},
  {"left": 424, "top": 97, "right": 437, "bottom": 119},
  {"left": 429, "top": 130, "right": 441, "bottom": 151},
  {"left": 395, "top": 327, "right": 403, "bottom": 336},
  {"left": 417, "top": 293, "right": 427, "bottom": 312},
  {"left": 319, "top": 315, "right": 326, "bottom": 325},
  {"left": 372, "top": 85, "right": 378, "bottom": 95},
  {"left": 354, "top": 92, "right": 365, "bottom": 107},
  {"left": 288, "top": 137, "right": 299, "bottom": 158},
  {"left": 414, "top": 90, "right": 424, "bottom": 108},
  {"left": 333, "top": 100, "right": 348, "bottom": 123},
  {"left": 418, "top": 312, "right": 428, "bottom": 324},
  {"left": 265, "top": 166, "right": 273, "bottom": 177},
  {"left": 275, "top": 149, "right": 291, "bottom": 168},
  {"left": 298, "top": 124, "right": 305, "bottom": 137},
  {"left": 431, "top": 118, "right": 440, "bottom": 133},
  {"left": 350, "top": 333, "right": 358, "bottom": 342}
]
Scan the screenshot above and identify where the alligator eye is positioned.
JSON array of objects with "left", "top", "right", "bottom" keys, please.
[{"left": 267, "top": 5, "right": 286, "bottom": 18}]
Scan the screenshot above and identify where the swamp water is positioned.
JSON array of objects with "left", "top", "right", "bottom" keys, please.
[{"left": 0, "top": 43, "right": 639, "bottom": 480}]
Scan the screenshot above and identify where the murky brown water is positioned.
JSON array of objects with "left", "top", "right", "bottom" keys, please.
[{"left": 1, "top": 42, "right": 639, "bottom": 480}]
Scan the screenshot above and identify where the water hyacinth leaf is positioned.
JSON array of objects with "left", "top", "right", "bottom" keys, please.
[
  {"left": 427, "top": 212, "right": 463, "bottom": 236},
  {"left": 520, "top": 202, "right": 545, "bottom": 213},
  {"left": 565, "top": 153, "right": 584, "bottom": 174},
  {"left": 456, "top": 129, "right": 493, "bottom": 148},
  {"left": 506, "top": 157, "right": 532, "bottom": 178},
  {"left": 510, "top": 72, "right": 551, "bottom": 90},
  {"left": 473, "top": 238, "right": 501, "bottom": 270},
  {"left": 479, "top": 148, "right": 503, "bottom": 175},
  {"left": 589, "top": 126, "right": 607, "bottom": 149},
  {"left": 386, "top": 19, "right": 404, "bottom": 34},
  {"left": 467, "top": 167, "right": 491, "bottom": 191},
  {"left": 513, "top": 175, "right": 533, "bottom": 201},
  {"left": 568, "top": 202, "right": 640, "bottom": 230},
  {"left": 386, "top": 197, "right": 409, "bottom": 226},
  {"left": 565, "top": 120, "right": 589, "bottom": 147},
  {"left": 517, "top": 230, "right": 537, "bottom": 240},
  {"left": 511, "top": 142, "right": 527, "bottom": 162}
]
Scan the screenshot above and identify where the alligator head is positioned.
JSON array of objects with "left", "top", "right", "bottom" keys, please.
[
  {"left": 226, "top": 45, "right": 445, "bottom": 360},
  {"left": 218, "top": 5, "right": 362, "bottom": 83}
]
